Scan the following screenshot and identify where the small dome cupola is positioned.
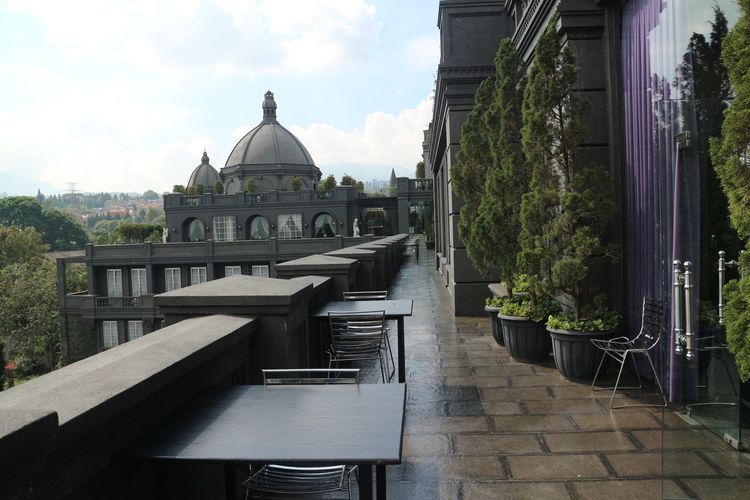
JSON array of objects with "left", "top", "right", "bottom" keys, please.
[
  {"left": 187, "top": 150, "right": 221, "bottom": 189},
  {"left": 262, "top": 90, "right": 277, "bottom": 122}
]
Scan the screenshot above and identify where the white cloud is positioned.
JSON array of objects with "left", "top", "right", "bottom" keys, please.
[
  {"left": 285, "top": 97, "right": 432, "bottom": 175},
  {"left": 8, "top": 0, "right": 381, "bottom": 78}
]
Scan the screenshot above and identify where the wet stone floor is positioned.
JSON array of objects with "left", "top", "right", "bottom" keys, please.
[{"left": 356, "top": 246, "right": 750, "bottom": 500}]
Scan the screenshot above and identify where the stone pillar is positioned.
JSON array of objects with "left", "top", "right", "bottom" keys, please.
[
  {"left": 324, "top": 247, "right": 376, "bottom": 291},
  {"left": 274, "top": 255, "right": 359, "bottom": 300}
]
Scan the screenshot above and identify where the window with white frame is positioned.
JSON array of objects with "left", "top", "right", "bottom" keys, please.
[
  {"left": 251, "top": 265, "right": 270, "bottom": 278},
  {"left": 277, "top": 213, "right": 302, "bottom": 239},
  {"left": 102, "top": 321, "right": 118, "bottom": 348},
  {"left": 127, "top": 320, "right": 144, "bottom": 341},
  {"left": 131, "top": 268, "right": 147, "bottom": 296},
  {"left": 165, "top": 268, "right": 181, "bottom": 291},
  {"left": 106, "top": 269, "right": 123, "bottom": 297},
  {"left": 225, "top": 265, "right": 242, "bottom": 277},
  {"left": 190, "top": 266, "right": 207, "bottom": 285},
  {"left": 212, "top": 216, "right": 237, "bottom": 242}
]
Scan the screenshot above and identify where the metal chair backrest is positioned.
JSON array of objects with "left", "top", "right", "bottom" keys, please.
[
  {"left": 342, "top": 290, "right": 388, "bottom": 301},
  {"left": 635, "top": 297, "right": 664, "bottom": 350},
  {"left": 262, "top": 368, "right": 360, "bottom": 385},
  {"left": 328, "top": 310, "right": 386, "bottom": 345}
]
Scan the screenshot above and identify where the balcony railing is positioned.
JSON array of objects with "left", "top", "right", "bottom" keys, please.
[
  {"left": 410, "top": 179, "right": 433, "bottom": 192},
  {"left": 95, "top": 296, "right": 144, "bottom": 308}
]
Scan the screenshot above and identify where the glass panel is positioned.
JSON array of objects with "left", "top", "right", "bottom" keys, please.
[
  {"left": 106, "top": 269, "right": 122, "bottom": 297},
  {"left": 188, "top": 219, "right": 205, "bottom": 241},
  {"left": 249, "top": 216, "right": 270, "bottom": 240},
  {"left": 225, "top": 265, "right": 242, "bottom": 277},
  {"left": 212, "top": 216, "right": 237, "bottom": 242},
  {"left": 127, "top": 320, "right": 143, "bottom": 341},
  {"left": 251, "top": 265, "right": 269, "bottom": 278},
  {"left": 313, "top": 213, "right": 335, "bottom": 238},
  {"left": 102, "top": 321, "right": 118, "bottom": 348},
  {"left": 165, "top": 268, "right": 181, "bottom": 292},
  {"left": 131, "top": 268, "right": 147, "bottom": 296},
  {"left": 190, "top": 267, "right": 207, "bottom": 285},
  {"left": 278, "top": 214, "right": 302, "bottom": 240}
]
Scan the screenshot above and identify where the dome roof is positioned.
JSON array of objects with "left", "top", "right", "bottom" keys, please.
[
  {"left": 224, "top": 91, "right": 316, "bottom": 169},
  {"left": 188, "top": 151, "right": 220, "bottom": 189}
]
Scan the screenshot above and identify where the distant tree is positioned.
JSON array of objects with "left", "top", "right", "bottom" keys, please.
[
  {"left": 144, "top": 207, "right": 165, "bottom": 225},
  {"left": 0, "top": 197, "right": 87, "bottom": 251},
  {"left": 356, "top": 181, "right": 365, "bottom": 192},
  {"left": 89, "top": 220, "right": 120, "bottom": 244},
  {"left": 341, "top": 174, "right": 357, "bottom": 187},
  {"left": 245, "top": 178, "right": 258, "bottom": 193},
  {"left": 0, "top": 226, "right": 48, "bottom": 267},
  {"left": 172, "top": 185, "right": 185, "bottom": 194},
  {"left": 65, "top": 263, "right": 88, "bottom": 294},
  {"left": 116, "top": 222, "right": 163, "bottom": 243},
  {"left": 290, "top": 177, "right": 302, "bottom": 191},
  {"left": 214, "top": 180, "right": 224, "bottom": 194},
  {"left": 320, "top": 174, "right": 337, "bottom": 191},
  {"left": 195, "top": 184, "right": 205, "bottom": 195},
  {"left": 416, "top": 161, "right": 425, "bottom": 178},
  {"left": 0, "top": 259, "right": 61, "bottom": 372},
  {"left": 142, "top": 189, "right": 160, "bottom": 201}
]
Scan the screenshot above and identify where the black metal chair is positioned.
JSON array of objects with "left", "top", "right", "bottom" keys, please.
[
  {"left": 342, "top": 291, "right": 395, "bottom": 381},
  {"left": 328, "top": 310, "right": 389, "bottom": 383},
  {"left": 242, "top": 369, "right": 360, "bottom": 499},
  {"left": 591, "top": 297, "right": 668, "bottom": 409}
]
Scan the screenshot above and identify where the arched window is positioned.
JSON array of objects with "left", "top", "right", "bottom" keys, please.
[
  {"left": 314, "top": 213, "right": 335, "bottom": 238},
  {"left": 249, "top": 216, "right": 270, "bottom": 240},
  {"left": 187, "top": 219, "right": 205, "bottom": 242}
]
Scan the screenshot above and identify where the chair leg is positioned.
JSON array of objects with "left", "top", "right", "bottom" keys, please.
[
  {"left": 591, "top": 350, "right": 607, "bottom": 390},
  {"left": 384, "top": 334, "right": 395, "bottom": 382},
  {"left": 630, "top": 353, "right": 643, "bottom": 390},
  {"left": 609, "top": 351, "right": 629, "bottom": 409}
]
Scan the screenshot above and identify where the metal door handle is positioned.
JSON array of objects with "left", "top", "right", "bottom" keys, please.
[
  {"left": 683, "top": 261, "right": 695, "bottom": 360},
  {"left": 673, "top": 260, "right": 684, "bottom": 356}
]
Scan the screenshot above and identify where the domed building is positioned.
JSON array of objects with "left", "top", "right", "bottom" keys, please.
[
  {"left": 221, "top": 91, "right": 321, "bottom": 194},
  {"left": 187, "top": 151, "right": 220, "bottom": 192}
]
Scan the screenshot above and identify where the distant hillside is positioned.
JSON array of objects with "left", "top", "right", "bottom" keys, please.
[{"left": 0, "top": 171, "right": 60, "bottom": 196}]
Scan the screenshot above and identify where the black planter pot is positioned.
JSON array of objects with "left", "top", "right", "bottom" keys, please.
[
  {"left": 484, "top": 305, "right": 504, "bottom": 346},
  {"left": 499, "top": 314, "right": 550, "bottom": 362},
  {"left": 548, "top": 327, "right": 613, "bottom": 380}
]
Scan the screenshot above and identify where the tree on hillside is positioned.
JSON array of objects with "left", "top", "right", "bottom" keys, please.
[
  {"left": 0, "top": 226, "right": 48, "bottom": 267},
  {"left": 0, "top": 197, "right": 87, "bottom": 251},
  {"left": 142, "top": 189, "right": 160, "bottom": 201},
  {"left": 90, "top": 220, "right": 121, "bottom": 244}
]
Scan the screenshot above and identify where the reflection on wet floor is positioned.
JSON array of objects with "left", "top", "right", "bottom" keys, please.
[{"left": 354, "top": 246, "right": 750, "bottom": 500}]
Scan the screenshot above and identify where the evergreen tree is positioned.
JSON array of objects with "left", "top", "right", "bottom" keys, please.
[
  {"left": 245, "top": 178, "right": 258, "bottom": 193},
  {"left": 290, "top": 176, "right": 302, "bottom": 191},
  {"left": 320, "top": 174, "right": 337, "bottom": 190},
  {"left": 710, "top": 0, "right": 750, "bottom": 380},
  {"left": 519, "top": 20, "right": 616, "bottom": 320},
  {"left": 415, "top": 161, "right": 425, "bottom": 178},
  {"left": 214, "top": 180, "right": 224, "bottom": 194}
]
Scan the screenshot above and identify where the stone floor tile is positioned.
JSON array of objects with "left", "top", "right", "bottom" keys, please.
[
  {"left": 442, "top": 357, "right": 499, "bottom": 368},
  {"left": 443, "top": 376, "right": 508, "bottom": 387},
  {"left": 461, "top": 481, "right": 571, "bottom": 499},
  {"left": 406, "top": 456, "right": 506, "bottom": 480},
  {"left": 473, "top": 365, "right": 536, "bottom": 376},
  {"left": 606, "top": 451, "right": 719, "bottom": 477},
  {"left": 631, "top": 429, "right": 730, "bottom": 450},
  {"left": 437, "top": 366, "right": 474, "bottom": 378},
  {"left": 701, "top": 451, "right": 750, "bottom": 477},
  {"left": 681, "top": 478, "right": 750, "bottom": 499},
  {"left": 571, "top": 411, "right": 661, "bottom": 431},
  {"left": 506, "top": 454, "right": 609, "bottom": 480},
  {"left": 570, "top": 479, "right": 678, "bottom": 499},
  {"left": 444, "top": 400, "right": 486, "bottom": 416},
  {"left": 479, "top": 387, "right": 551, "bottom": 401},
  {"left": 452, "top": 433, "right": 543, "bottom": 455},
  {"left": 403, "top": 434, "right": 450, "bottom": 456},
  {"left": 481, "top": 401, "right": 524, "bottom": 415},
  {"left": 525, "top": 399, "right": 607, "bottom": 415},
  {"left": 406, "top": 416, "right": 489, "bottom": 434},
  {"left": 509, "top": 374, "right": 572, "bottom": 387},
  {"left": 493, "top": 414, "right": 576, "bottom": 432},
  {"left": 543, "top": 431, "right": 637, "bottom": 452}
]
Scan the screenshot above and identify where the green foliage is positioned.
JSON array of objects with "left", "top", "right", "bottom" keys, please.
[
  {"left": 485, "top": 295, "right": 507, "bottom": 308},
  {"left": 116, "top": 222, "right": 163, "bottom": 243},
  {"left": 546, "top": 307, "right": 620, "bottom": 333},
  {"left": 0, "top": 197, "right": 87, "bottom": 251},
  {"left": 90, "top": 219, "right": 120, "bottom": 244},
  {"left": 356, "top": 181, "right": 364, "bottom": 192},
  {"left": 172, "top": 185, "right": 185, "bottom": 194},
  {"left": 214, "top": 180, "right": 224, "bottom": 194},
  {"left": 65, "top": 263, "right": 88, "bottom": 294},
  {"left": 245, "top": 177, "right": 258, "bottom": 193},
  {"left": 415, "top": 161, "right": 425, "bottom": 178},
  {"left": 711, "top": 0, "right": 750, "bottom": 381},
  {"left": 0, "top": 226, "right": 48, "bottom": 267},
  {"left": 498, "top": 295, "right": 560, "bottom": 323},
  {"left": 341, "top": 174, "right": 357, "bottom": 186},
  {"left": 0, "top": 259, "right": 61, "bottom": 371},
  {"left": 518, "top": 20, "right": 616, "bottom": 321},
  {"left": 451, "top": 39, "right": 529, "bottom": 293},
  {"left": 291, "top": 176, "right": 302, "bottom": 191},
  {"left": 142, "top": 189, "right": 160, "bottom": 201},
  {"left": 320, "top": 174, "right": 337, "bottom": 190}
]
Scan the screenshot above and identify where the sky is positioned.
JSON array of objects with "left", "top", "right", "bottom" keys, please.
[{"left": 0, "top": 0, "right": 440, "bottom": 195}]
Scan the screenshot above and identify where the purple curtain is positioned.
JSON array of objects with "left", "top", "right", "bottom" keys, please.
[{"left": 622, "top": 0, "right": 700, "bottom": 402}]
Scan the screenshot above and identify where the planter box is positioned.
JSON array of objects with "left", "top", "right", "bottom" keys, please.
[
  {"left": 499, "top": 314, "right": 550, "bottom": 362},
  {"left": 484, "top": 306, "right": 504, "bottom": 346},
  {"left": 548, "top": 327, "right": 613, "bottom": 379}
]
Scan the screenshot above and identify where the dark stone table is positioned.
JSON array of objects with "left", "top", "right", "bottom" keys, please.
[
  {"left": 123, "top": 383, "right": 406, "bottom": 500},
  {"left": 311, "top": 299, "right": 414, "bottom": 383}
]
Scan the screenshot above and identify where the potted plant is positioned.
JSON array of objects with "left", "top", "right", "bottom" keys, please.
[
  {"left": 485, "top": 295, "right": 506, "bottom": 346},
  {"left": 499, "top": 293, "right": 560, "bottom": 362},
  {"left": 518, "top": 19, "right": 619, "bottom": 379}
]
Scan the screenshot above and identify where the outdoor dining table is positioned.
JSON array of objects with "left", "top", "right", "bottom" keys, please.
[
  {"left": 311, "top": 299, "right": 414, "bottom": 383},
  {"left": 122, "top": 383, "right": 406, "bottom": 500}
]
